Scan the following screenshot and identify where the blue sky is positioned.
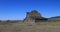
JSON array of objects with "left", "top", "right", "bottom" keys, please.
[{"left": 0, "top": 0, "right": 60, "bottom": 20}]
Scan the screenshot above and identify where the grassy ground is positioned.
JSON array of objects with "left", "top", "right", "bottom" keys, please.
[
  {"left": 36, "top": 22, "right": 60, "bottom": 26},
  {"left": 0, "top": 22, "right": 60, "bottom": 32}
]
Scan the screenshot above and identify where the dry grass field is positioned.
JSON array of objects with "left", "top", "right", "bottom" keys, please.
[{"left": 0, "top": 22, "right": 60, "bottom": 32}]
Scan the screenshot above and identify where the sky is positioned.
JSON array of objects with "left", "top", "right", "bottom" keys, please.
[{"left": 0, "top": 0, "right": 60, "bottom": 20}]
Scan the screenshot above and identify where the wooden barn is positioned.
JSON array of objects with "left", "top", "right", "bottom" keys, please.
[{"left": 24, "top": 10, "right": 48, "bottom": 24}]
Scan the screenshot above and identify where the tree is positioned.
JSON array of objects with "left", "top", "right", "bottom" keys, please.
[
  {"left": 0, "top": 20, "right": 1, "bottom": 22},
  {"left": 6, "top": 20, "right": 10, "bottom": 22}
]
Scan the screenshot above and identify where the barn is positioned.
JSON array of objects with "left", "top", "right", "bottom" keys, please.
[{"left": 24, "top": 10, "right": 48, "bottom": 24}]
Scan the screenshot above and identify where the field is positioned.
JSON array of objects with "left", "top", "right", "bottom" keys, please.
[{"left": 0, "top": 22, "right": 60, "bottom": 32}]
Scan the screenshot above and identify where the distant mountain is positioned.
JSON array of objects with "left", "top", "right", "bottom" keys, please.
[
  {"left": 48, "top": 16, "right": 60, "bottom": 20},
  {"left": 0, "top": 20, "right": 23, "bottom": 23}
]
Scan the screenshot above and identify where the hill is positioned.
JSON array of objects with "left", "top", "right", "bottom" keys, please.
[{"left": 48, "top": 16, "right": 60, "bottom": 20}]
